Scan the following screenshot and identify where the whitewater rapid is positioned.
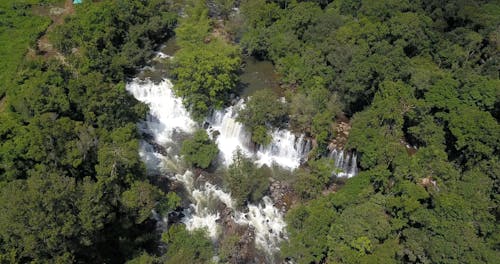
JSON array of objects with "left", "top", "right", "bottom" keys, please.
[
  {"left": 207, "top": 101, "right": 310, "bottom": 169},
  {"left": 126, "top": 77, "right": 302, "bottom": 255},
  {"left": 130, "top": 78, "right": 196, "bottom": 144},
  {"left": 126, "top": 50, "right": 358, "bottom": 259}
]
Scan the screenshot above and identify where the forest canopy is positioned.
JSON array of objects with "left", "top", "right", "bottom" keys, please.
[
  {"left": 0, "top": 0, "right": 499, "bottom": 263},
  {"left": 235, "top": 0, "right": 499, "bottom": 263},
  {"left": 0, "top": 0, "right": 181, "bottom": 262}
]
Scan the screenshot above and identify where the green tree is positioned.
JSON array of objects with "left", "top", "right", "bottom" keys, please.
[
  {"left": 293, "top": 158, "right": 336, "bottom": 200},
  {"left": 172, "top": 39, "right": 241, "bottom": 120},
  {"left": 241, "top": 0, "right": 500, "bottom": 263},
  {"left": 0, "top": 1, "right": 180, "bottom": 262},
  {"left": 172, "top": 1, "right": 241, "bottom": 120},
  {"left": 121, "top": 181, "right": 164, "bottom": 224},
  {"left": 181, "top": 130, "right": 219, "bottom": 169},
  {"left": 236, "top": 89, "right": 287, "bottom": 145},
  {"left": 174, "top": 0, "right": 211, "bottom": 46},
  {"left": 282, "top": 196, "right": 336, "bottom": 264},
  {"left": 288, "top": 81, "right": 341, "bottom": 140},
  {"left": 0, "top": 174, "right": 79, "bottom": 263},
  {"left": 446, "top": 106, "right": 500, "bottom": 166},
  {"left": 223, "top": 149, "right": 269, "bottom": 207},
  {"left": 162, "top": 224, "right": 213, "bottom": 264}
]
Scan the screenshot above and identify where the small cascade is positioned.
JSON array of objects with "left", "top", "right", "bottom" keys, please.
[
  {"left": 175, "top": 171, "right": 233, "bottom": 239},
  {"left": 138, "top": 141, "right": 166, "bottom": 174},
  {"left": 256, "top": 131, "right": 311, "bottom": 169},
  {"left": 127, "top": 78, "right": 196, "bottom": 144},
  {"left": 207, "top": 100, "right": 311, "bottom": 170},
  {"left": 175, "top": 171, "right": 287, "bottom": 253},
  {"left": 207, "top": 101, "right": 254, "bottom": 165},
  {"left": 155, "top": 51, "right": 172, "bottom": 59},
  {"left": 234, "top": 196, "right": 287, "bottom": 255},
  {"left": 329, "top": 149, "right": 358, "bottom": 178}
]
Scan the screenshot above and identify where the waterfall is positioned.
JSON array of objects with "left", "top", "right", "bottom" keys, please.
[
  {"left": 127, "top": 78, "right": 196, "bottom": 144},
  {"left": 256, "top": 130, "right": 310, "bottom": 169},
  {"left": 206, "top": 101, "right": 254, "bottom": 165},
  {"left": 176, "top": 170, "right": 287, "bottom": 253},
  {"left": 138, "top": 141, "right": 166, "bottom": 174},
  {"left": 175, "top": 170, "right": 232, "bottom": 239},
  {"left": 207, "top": 100, "right": 311, "bottom": 170},
  {"left": 126, "top": 73, "right": 305, "bottom": 256},
  {"left": 329, "top": 149, "right": 358, "bottom": 178}
]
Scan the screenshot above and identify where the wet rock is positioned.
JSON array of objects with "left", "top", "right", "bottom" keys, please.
[
  {"left": 215, "top": 205, "right": 261, "bottom": 264},
  {"left": 142, "top": 133, "right": 169, "bottom": 156},
  {"left": 329, "top": 121, "right": 352, "bottom": 150},
  {"left": 227, "top": 228, "right": 260, "bottom": 264},
  {"left": 269, "top": 180, "right": 295, "bottom": 212},
  {"left": 211, "top": 130, "right": 221, "bottom": 139},
  {"left": 167, "top": 209, "right": 185, "bottom": 225},
  {"left": 203, "top": 121, "right": 210, "bottom": 129},
  {"left": 230, "top": 97, "right": 240, "bottom": 105}
]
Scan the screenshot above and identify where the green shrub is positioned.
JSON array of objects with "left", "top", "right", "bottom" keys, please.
[{"left": 181, "top": 130, "right": 219, "bottom": 169}]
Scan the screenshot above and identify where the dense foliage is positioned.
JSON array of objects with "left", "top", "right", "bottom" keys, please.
[
  {"left": 161, "top": 225, "right": 213, "bottom": 264},
  {"left": 127, "top": 224, "right": 214, "bottom": 264},
  {"left": 236, "top": 89, "right": 287, "bottom": 145},
  {"left": 171, "top": 1, "right": 241, "bottom": 120},
  {"left": 223, "top": 149, "right": 270, "bottom": 207},
  {"left": 238, "top": 0, "right": 499, "bottom": 263},
  {"left": 0, "top": 0, "right": 55, "bottom": 96},
  {"left": 1, "top": 0, "right": 499, "bottom": 263},
  {"left": 51, "top": 0, "right": 177, "bottom": 82},
  {"left": 0, "top": 1, "right": 182, "bottom": 262},
  {"left": 181, "top": 129, "right": 219, "bottom": 169}
]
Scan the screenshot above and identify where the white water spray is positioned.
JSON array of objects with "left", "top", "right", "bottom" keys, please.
[
  {"left": 175, "top": 170, "right": 287, "bottom": 253},
  {"left": 207, "top": 101, "right": 254, "bottom": 165},
  {"left": 175, "top": 171, "right": 232, "bottom": 239},
  {"left": 234, "top": 196, "right": 288, "bottom": 255},
  {"left": 126, "top": 74, "right": 304, "bottom": 255},
  {"left": 257, "top": 130, "right": 310, "bottom": 169},
  {"left": 127, "top": 78, "right": 196, "bottom": 144},
  {"left": 329, "top": 149, "right": 358, "bottom": 178},
  {"left": 207, "top": 100, "right": 310, "bottom": 170}
]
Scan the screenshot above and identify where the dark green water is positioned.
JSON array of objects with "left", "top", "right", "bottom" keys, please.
[
  {"left": 240, "top": 57, "right": 281, "bottom": 98},
  {"left": 142, "top": 39, "right": 281, "bottom": 98}
]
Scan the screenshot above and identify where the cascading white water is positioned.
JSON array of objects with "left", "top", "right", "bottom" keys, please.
[
  {"left": 329, "top": 149, "right": 358, "bottom": 178},
  {"left": 175, "top": 170, "right": 287, "bottom": 253},
  {"left": 138, "top": 141, "right": 167, "bottom": 174},
  {"left": 234, "top": 196, "right": 288, "bottom": 255},
  {"left": 156, "top": 51, "right": 172, "bottom": 59},
  {"left": 207, "top": 101, "right": 311, "bottom": 170},
  {"left": 127, "top": 78, "right": 196, "bottom": 144},
  {"left": 257, "top": 130, "right": 310, "bottom": 169},
  {"left": 206, "top": 101, "right": 254, "bottom": 165},
  {"left": 175, "top": 170, "right": 232, "bottom": 239},
  {"left": 126, "top": 69, "right": 303, "bottom": 256}
]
